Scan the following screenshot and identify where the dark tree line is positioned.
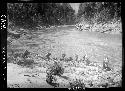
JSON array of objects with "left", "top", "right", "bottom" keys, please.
[
  {"left": 7, "top": 3, "right": 121, "bottom": 30},
  {"left": 7, "top": 3, "right": 76, "bottom": 30}
]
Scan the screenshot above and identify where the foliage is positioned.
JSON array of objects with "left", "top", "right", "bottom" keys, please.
[
  {"left": 7, "top": 3, "right": 38, "bottom": 30},
  {"left": 7, "top": 56, "right": 15, "bottom": 63},
  {"left": 69, "top": 78, "right": 86, "bottom": 90},
  {"left": 16, "top": 58, "right": 35, "bottom": 68},
  {"left": 46, "top": 74, "right": 59, "bottom": 87},
  {"left": 46, "top": 61, "right": 64, "bottom": 76},
  {"left": 46, "top": 60, "right": 64, "bottom": 87},
  {"left": 102, "top": 58, "right": 112, "bottom": 71},
  {"left": 7, "top": 3, "right": 76, "bottom": 30},
  {"left": 77, "top": 2, "right": 121, "bottom": 25},
  {"left": 22, "top": 50, "right": 30, "bottom": 59},
  {"left": 7, "top": 49, "right": 35, "bottom": 68}
]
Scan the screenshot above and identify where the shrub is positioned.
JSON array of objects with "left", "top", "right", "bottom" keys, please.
[
  {"left": 102, "top": 57, "right": 112, "bottom": 71},
  {"left": 13, "top": 53, "right": 23, "bottom": 59},
  {"left": 69, "top": 78, "right": 86, "bottom": 90},
  {"left": 84, "top": 58, "right": 91, "bottom": 66},
  {"left": 22, "top": 50, "right": 30, "bottom": 59},
  {"left": 60, "top": 53, "right": 66, "bottom": 61},
  {"left": 46, "top": 61, "right": 64, "bottom": 87},
  {"left": 62, "top": 53, "right": 66, "bottom": 58},
  {"left": 46, "top": 61, "right": 64, "bottom": 76},
  {"left": 45, "top": 52, "right": 51, "bottom": 61},
  {"left": 82, "top": 55, "right": 86, "bottom": 61},
  {"left": 46, "top": 74, "right": 59, "bottom": 87},
  {"left": 75, "top": 54, "right": 78, "bottom": 61},
  {"left": 7, "top": 56, "right": 15, "bottom": 63},
  {"left": 17, "top": 58, "right": 35, "bottom": 68},
  {"left": 115, "top": 80, "right": 122, "bottom": 87},
  {"left": 65, "top": 57, "right": 73, "bottom": 62}
]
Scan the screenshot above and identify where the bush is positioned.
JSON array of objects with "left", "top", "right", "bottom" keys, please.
[
  {"left": 22, "top": 50, "right": 30, "bottom": 59},
  {"left": 46, "top": 61, "right": 64, "bottom": 76},
  {"left": 102, "top": 57, "right": 112, "bottom": 71},
  {"left": 13, "top": 53, "right": 23, "bottom": 59},
  {"left": 45, "top": 53, "right": 51, "bottom": 61},
  {"left": 46, "top": 61, "right": 64, "bottom": 87},
  {"left": 7, "top": 56, "right": 16, "bottom": 63},
  {"left": 65, "top": 57, "right": 73, "bottom": 62},
  {"left": 16, "top": 58, "right": 35, "bottom": 68},
  {"left": 60, "top": 53, "right": 66, "bottom": 61},
  {"left": 46, "top": 74, "right": 59, "bottom": 87},
  {"left": 69, "top": 78, "right": 86, "bottom": 90}
]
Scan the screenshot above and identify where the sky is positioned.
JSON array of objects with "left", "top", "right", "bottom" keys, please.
[{"left": 69, "top": 3, "right": 80, "bottom": 15}]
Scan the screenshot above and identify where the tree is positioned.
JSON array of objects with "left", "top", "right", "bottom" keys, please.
[
  {"left": 7, "top": 3, "right": 76, "bottom": 30},
  {"left": 77, "top": 2, "right": 121, "bottom": 24}
]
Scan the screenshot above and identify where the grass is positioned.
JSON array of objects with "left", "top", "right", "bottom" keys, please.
[
  {"left": 7, "top": 50, "right": 122, "bottom": 88},
  {"left": 45, "top": 53, "right": 95, "bottom": 87}
]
